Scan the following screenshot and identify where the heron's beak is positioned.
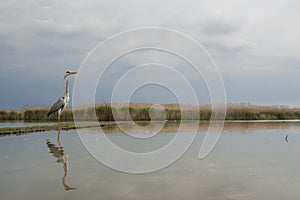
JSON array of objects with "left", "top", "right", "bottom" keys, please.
[{"left": 70, "top": 72, "right": 77, "bottom": 75}]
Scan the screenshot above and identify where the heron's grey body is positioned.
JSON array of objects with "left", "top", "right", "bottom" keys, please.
[
  {"left": 47, "top": 96, "right": 68, "bottom": 117},
  {"left": 47, "top": 71, "right": 76, "bottom": 119}
]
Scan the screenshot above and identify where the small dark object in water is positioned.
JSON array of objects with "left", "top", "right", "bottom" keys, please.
[{"left": 285, "top": 134, "right": 289, "bottom": 143}]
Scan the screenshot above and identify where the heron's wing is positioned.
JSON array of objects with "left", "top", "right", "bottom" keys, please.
[{"left": 47, "top": 97, "right": 65, "bottom": 116}]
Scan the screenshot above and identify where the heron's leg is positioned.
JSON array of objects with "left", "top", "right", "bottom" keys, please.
[
  {"left": 57, "top": 109, "right": 61, "bottom": 141},
  {"left": 57, "top": 128, "right": 61, "bottom": 146}
]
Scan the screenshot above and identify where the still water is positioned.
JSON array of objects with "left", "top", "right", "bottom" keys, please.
[{"left": 1, "top": 122, "right": 300, "bottom": 200}]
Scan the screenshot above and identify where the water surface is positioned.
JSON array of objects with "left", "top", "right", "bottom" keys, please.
[{"left": 0, "top": 122, "right": 300, "bottom": 200}]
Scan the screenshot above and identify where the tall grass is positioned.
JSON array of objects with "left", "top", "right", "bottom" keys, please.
[
  {"left": 226, "top": 103, "right": 300, "bottom": 120},
  {"left": 1, "top": 103, "right": 300, "bottom": 122}
]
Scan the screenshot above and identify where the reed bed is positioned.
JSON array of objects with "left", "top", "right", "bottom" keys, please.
[{"left": 1, "top": 103, "right": 300, "bottom": 122}]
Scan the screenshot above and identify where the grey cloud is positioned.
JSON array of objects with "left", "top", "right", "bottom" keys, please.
[
  {"left": 202, "top": 20, "right": 239, "bottom": 35},
  {"left": 0, "top": 0, "right": 300, "bottom": 108},
  {"left": 204, "top": 38, "right": 254, "bottom": 54}
]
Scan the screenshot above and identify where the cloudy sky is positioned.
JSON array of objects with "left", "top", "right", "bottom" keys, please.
[{"left": 0, "top": 0, "right": 300, "bottom": 109}]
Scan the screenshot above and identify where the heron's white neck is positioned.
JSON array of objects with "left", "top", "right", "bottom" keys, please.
[{"left": 64, "top": 76, "right": 69, "bottom": 100}]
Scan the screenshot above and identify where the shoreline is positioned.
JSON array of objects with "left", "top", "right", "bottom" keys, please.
[
  {"left": 0, "top": 122, "right": 116, "bottom": 136},
  {"left": 1, "top": 120, "right": 300, "bottom": 136}
]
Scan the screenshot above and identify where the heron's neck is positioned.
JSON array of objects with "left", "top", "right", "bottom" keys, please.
[{"left": 64, "top": 77, "right": 69, "bottom": 98}]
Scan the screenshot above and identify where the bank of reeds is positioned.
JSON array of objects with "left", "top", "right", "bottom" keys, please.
[{"left": 1, "top": 103, "right": 300, "bottom": 122}]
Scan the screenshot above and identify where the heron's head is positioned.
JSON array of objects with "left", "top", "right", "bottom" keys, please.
[{"left": 64, "top": 71, "right": 77, "bottom": 79}]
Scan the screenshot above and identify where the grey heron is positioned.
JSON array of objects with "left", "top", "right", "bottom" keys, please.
[{"left": 47, "top": 71, "right": 77, "bottom": 126}]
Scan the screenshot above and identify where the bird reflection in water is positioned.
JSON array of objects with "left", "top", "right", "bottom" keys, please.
[{"left": 46, "top": 128, "right": 76, "bottom": 191}]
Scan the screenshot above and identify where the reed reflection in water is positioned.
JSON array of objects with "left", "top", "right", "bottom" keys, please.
[{"left": 46, "top": 127, "right": 76, "bottom": 191}]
